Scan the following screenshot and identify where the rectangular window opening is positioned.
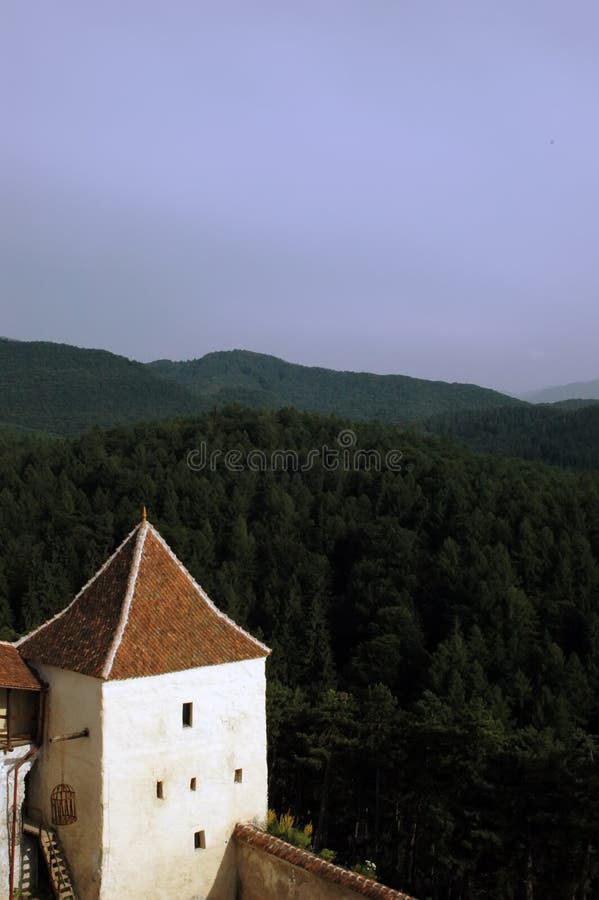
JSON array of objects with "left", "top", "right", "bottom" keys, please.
[
  {"left": 194, "top": 830, "right": 206, "bottom": 850},
  {"left": 156, "top": 781, "right": 164, "bottom": 799},
  {"left": 182, "top": 702, "right": 193, "bottom": 727},
  {"left": 234, "top": 768, "right": 243, "bottom": 784},
  {"left": 190, "top": 777, "right": 197, "bottom": 791}
]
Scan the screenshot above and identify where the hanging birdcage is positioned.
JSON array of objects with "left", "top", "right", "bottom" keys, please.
[{"left": 50, "top": 783, "right": 77, "bottom": 825}]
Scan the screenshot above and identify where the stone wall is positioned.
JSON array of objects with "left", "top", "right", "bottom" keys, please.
[{"left": 234, "top": 824, "right": 415, "bottom": 900}]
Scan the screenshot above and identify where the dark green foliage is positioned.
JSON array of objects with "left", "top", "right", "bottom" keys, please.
[
  {"left": 424, "top": 402, "right": 599, "bottom": 470},
  {"left": 2, "top": 407, "right": 599, "bottom": 898},
  {"left": 550, "top": 399, "right": 599, "bottom": 410}
]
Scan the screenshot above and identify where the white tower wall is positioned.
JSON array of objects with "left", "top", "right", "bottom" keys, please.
[{"left": 99, "top": 656, "right": 268, "bottom": 900}]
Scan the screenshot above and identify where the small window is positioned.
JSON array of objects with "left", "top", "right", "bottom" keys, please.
[
  {"left": 182, "top": 702, "right": 193, "bottom": 727},
  {"left": 190, "top": 777, "right": 197, "bottom": 791},
  {"left": 234, "top": 768, "right": 243, "bottom": 784},
  {"left": 194, "top": 830, "right": 206, "bottom": 850},
  {"left": 156, "top": 781, "right": 164, "bottom": 799}
]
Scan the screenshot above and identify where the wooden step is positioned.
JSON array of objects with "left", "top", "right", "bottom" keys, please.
[{"left": 22, "top": 818, "right": 78, "bottom": 900}]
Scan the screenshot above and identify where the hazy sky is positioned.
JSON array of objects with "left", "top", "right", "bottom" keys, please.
[{"left": 2, "top": 1, "right": 599, "bottom": 393}]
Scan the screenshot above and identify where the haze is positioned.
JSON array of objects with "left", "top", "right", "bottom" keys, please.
[{"left": 3, "top": 1, "right": 599, "bottom": 394}]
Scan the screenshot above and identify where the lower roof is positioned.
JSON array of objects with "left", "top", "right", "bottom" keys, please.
[{"left": 0, "top": 642, "right": 41, "bottom": 691}]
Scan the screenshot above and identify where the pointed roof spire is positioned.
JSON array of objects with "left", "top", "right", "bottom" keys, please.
[
  {"left": 142, "top": 505, "right": 147, "bottom": 523},
  {"left": 18, "top": 521, "right": 270, "bottom": 680}
]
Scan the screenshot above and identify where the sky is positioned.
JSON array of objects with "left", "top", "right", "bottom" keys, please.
[{"left": 2, "top": 1, "right": 599, "bottom": 394}]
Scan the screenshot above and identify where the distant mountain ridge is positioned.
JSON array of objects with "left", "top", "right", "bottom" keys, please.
[
  {"left": 0, "top": 339, "right": 200, "bottom": 434},
  {"left": 0, "top": 338, "right": 523, "bottom": 435},
  {"left": 523, "top": 377, "right": 599, "bottom": 403},
  {"left": 147, "top": 349, "right": 523, "bottom": 423}
]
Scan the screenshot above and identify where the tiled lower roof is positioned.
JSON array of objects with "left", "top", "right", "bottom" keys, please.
[
  {"left": 0, "top": 642, "right": 41, "bottom": 691},
  {"left": 233, "top": 823, "right": 416, "bottom": 900}
]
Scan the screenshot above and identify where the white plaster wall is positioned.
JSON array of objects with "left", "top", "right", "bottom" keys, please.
[
  {"left": 100, "top": 657, "right": 267, "bottom": 900},
  {"left": 27, "top": 664, "right": 104, "bottom": 900},
  {"left": 0, "top": 744, "right": 36, "bottom": 900}
]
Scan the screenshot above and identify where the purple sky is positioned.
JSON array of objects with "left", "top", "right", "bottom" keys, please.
[{"left": 2, "top": 1, "right": 599, "bottom": 394}]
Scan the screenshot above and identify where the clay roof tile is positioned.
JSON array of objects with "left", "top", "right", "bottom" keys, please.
[
  {"left": 0, "top": 642, "right": 41, "bottom": 691},
  {"left": 18, "top": 521, "right": 270, "bottom": 680}
]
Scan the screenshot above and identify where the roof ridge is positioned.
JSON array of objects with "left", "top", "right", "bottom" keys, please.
[
  {"left": 147, "top": 523, "right": 271, "bottom": 657},
  {"left": 102, "top": 521, "right": 149, "bottom": 679},
  {"left": 16, "top": 523, "right": 142, "bottom": 649}
]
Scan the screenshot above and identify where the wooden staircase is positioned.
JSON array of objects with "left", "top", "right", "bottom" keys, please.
[{"left": 23, "top": 817, "right": 78, "bottom": 900}]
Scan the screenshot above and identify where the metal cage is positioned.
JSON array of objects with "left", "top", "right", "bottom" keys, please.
[{"left": 50, "top": 783, "right": 77, "bottom": 825}]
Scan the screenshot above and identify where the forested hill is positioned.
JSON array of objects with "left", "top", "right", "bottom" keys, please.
[
  {"left": 423, "top": 402, "right": 599, "bottom": 470},
  {"left": 3, "top": 407, "right": 599, "bottom": 897},
  {"left": 148, "top": 348, "right": 523, "bottom": 422},
  {"left": 0, "top": 338, "right": 200, "bottom": 434},
  {"left": 0, "top": 338, "right": 522, "bottom": 434}
]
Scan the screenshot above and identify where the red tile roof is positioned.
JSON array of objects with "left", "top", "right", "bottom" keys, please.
[
  {"left": 0, "top": 642, "right": 42, "bottom": 691},
  {"left": 233, "top": 824, "right": 417, "bottom": 900},
  {"left": 18, "top": 521, "right": 270, "bottom": 680}
]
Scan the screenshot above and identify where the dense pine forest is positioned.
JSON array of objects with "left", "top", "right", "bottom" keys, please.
[
  {"left": 424, "top": 403, "right": 599, "bottom": 471},
  {"left": 2, "top": 408, "right": 599, "bottom": 898}
]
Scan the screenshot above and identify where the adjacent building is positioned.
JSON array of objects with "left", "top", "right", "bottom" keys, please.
[{"left": 0, "top": 642, "right": 43, "bottom": 898}]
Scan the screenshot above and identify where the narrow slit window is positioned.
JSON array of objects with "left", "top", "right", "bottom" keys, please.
[
  {"left": 194, "top": 830, "right": 206, "bottom": 850},
  {"left": 156, "top": 781, "right": 164, "bottom": 799},
  {"left": 182, "top": 702, "right": 193, "bottom": 727},
  {"left": 234, "top": 768, "right": 243, "bottom": 784},
  {"left": 190, "top": 777, "right": 196, "bottom": 791}
]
